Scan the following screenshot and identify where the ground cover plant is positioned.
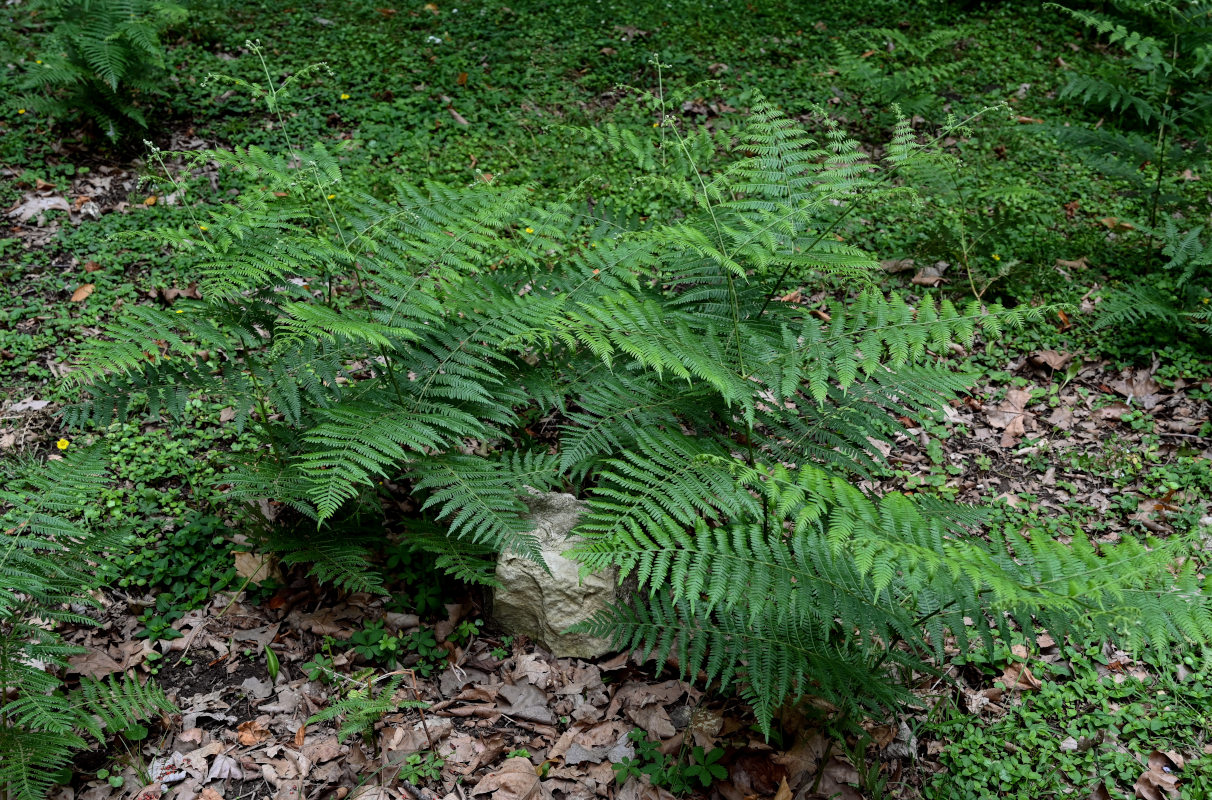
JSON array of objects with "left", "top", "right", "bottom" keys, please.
[{"left": 1, "top": 0, "right": 1211, "bottom": 798}]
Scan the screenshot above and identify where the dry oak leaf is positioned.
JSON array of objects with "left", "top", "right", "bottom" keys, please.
[
  {"left": 986, "top": 388, "right": 1033, "bottom": 448},
  {"left": 1029, "top": 349, "right": 1076, "bottom": 371},
  {"left": 67, "top": 647, "right": 125, "bottom": 679},
  {"left": 470, "top": 757, "right": 553, "bottom": 800},
  {"left": 498, "top": 680, "right": 555, "bottom": 724},
  {"left": 911, "top": 261, "right": 949, "bottom": 287},
  {"left": 236, "top": 719, "right": 272, "bottom": 746},
  {"left": 617, "top": 777, "right": 678, "bottom": 800},
  {"left": 71, "top": 284, "right": 95, "bottom": 302}
]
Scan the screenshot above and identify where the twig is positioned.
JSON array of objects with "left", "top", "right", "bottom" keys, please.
[{"left": 409, "top": 670, "right": 435, "bottom": 751}]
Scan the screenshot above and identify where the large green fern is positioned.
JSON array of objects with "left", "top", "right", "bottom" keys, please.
[{"left": 63, "top": 64, "right": 1212, "bottom": 731}]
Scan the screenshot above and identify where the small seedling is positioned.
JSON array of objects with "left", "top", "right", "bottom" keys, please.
[{"left": 265, "top": 645, "right": 280, "bottom": 682}]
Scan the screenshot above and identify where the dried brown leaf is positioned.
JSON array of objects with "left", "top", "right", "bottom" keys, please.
[
  {"left": 470, "top": 757, "right": 551, "bottom": 800},
  {"left": 236, "top": 719, "right": 271, "bottom": 746}
]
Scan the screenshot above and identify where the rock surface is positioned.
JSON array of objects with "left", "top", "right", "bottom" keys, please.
[{"left": 491, "top": 491, "right": 618, "bottom": 659}]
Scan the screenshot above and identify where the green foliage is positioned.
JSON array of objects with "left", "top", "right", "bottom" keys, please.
[
  {"left": 61, "top": 57, "right": 1212, "bottom": 734},
  {"left": 832, "top": 27, "right": 968, "bottom": 128},
  {"left": 926, "top": 645, "right": 1212, "bottom": 799},
  {"left": 394, "top": 751, "right": 446, "bottom": 785},
  {"left": 0, "top": 449, "right": 176, "bottom": 800},
  {"left": 19, "top": 0, "right": 189, "bottom": 139},
  {"left": 612, "top": 729, "right": 728, "bottom": 794},
  {"left": 347, "top": 620, "right": 448, "bottom": 676},
  {"left": 306, "top": 672, "right": 426, "bottom": 744},
  {"left": 1048, "top": 0, "right": 1212, "bottom": 341}
]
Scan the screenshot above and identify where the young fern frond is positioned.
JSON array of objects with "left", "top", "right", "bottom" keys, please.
[{"left": 306, "top": 674, "right": 426, "bottom": 743}]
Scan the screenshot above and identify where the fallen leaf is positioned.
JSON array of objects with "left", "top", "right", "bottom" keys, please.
[
  {"left": 1000, "top": 646, "right": 1042, "bottom": 691},
  {"left": 1029, "top": 350, "right": 1076, "bottom": 371},
  {"left": 6, "top": 194, "right": 72, "bottom": 223},
  {"left": 233, "top": 551, "right": 284, "bottom": 583},
  {"left": 911, "top": 261, "right": 949, "bottom": 286},
  {"left": 237, "top": 719, "right": 271, "bottom": 746},
  {"left": 70, "top": 284, "right": 95, "bottom": 302},
  {"left": 206, "top": 754, "right": 244, "bottom": 782},
  {"left": 470, "top": 757, "right": 551, "bottom": 799},
  {"left": 84, "top": 260, "right": 102, "bottom": 272},
  {"left": 1094, "top": 402, "right": 1131, "bottom": 422},
  {"left": 144, "top": 196, "right": 157, "bottom": 206},
  {"left": 498, "top": 680, "right": 556, "bottom": 724},
  {"left": 67, "top": 647, "right": 125, "bottom": 678},
  {"left": 1108, "top": 368, "right": 1161, "bottom": 405},
  {"left": 1133, "top": 750, "right": 1182, "bottom": 799},
  {"left": 130, "top": 784, "right": 163, "bottom": 800},
  {"left": 449, "top": 107, "right": 469, "bottom": 126},
  {"left": 1098, "top": 216, "right": 1134, "bottom": 231},
  {"left": 200, "top": 789, "right": 224, "bottom": 800},
  {"left": 1015, "top": 116, "right": 1044, "bottom": 124},
  {"left": 149, "top": 753, "right": 189, "bottom": 784},
  {"left": 986, "top": 388, "right": 1033, "bottom": 447},
  {"left": 9, "top": 398, "right": 51, "bottom": 413}
]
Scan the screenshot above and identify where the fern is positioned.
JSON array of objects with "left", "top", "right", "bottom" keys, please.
[
  {"left": 19, "top": 0, "right": 188, "bottom": 139},
  {"left": 0, "top": 449, "right": 178, "bottom": 799},
  {"left": 306, "top": 673, "right": 427, "bottom": 743},
  {"left": 62, "top": 68, "right": 1212, "bottom": 732},
  {"left": 1047, "top": 1, "right": 1212, "bottom": 339}
]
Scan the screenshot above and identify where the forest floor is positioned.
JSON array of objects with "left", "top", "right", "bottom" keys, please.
[{"left": 3, "top": 0, "right": 1212, "bottom": 798}]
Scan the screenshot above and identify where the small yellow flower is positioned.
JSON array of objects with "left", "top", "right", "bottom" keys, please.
[
  {"left": 35, "top": 60, "right": 42, "bottom": 64},
  {"left": 199, "top": 224, "right": 208, "bottom": 231},
  {"left": 17, "top": 109, "right": 26, "bottom": 115},
  {"left": 1203, "top": 297, "right": 1210, "bottom": 304},
  {"left": 992, "top": 253, "right": 1001, "bottom": 261},
  {"left": 524, "top": 227, "right": 534, "bottom": 233},
  {"left": 652, "top": 122, "right": 659, "bottom": 127},
  {"left": 340, "top": 93, "right": 350, "bottom": 100},
  {"left": 175, "top": 309, "right": 184, "bottom": 313},
  {"left": 56, "top": 438, "right": 69, "bottom": 451},
  {"left": 327, "top": 194, "right": 335, "bottom": 199}
]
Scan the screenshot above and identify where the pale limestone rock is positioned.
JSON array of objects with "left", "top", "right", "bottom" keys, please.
[{"left": 491, "top": 492, "right": 617, "bottom": 659}]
